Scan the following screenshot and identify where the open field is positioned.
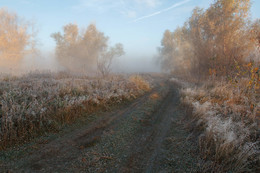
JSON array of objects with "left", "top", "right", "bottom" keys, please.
[
  {"left": 0, "top": 72, "right": 152, "bottom": 149},
  {"left": 0, "top": 74, "right": 259, "bottom": 172},
  {"left": 0, "top": 75, "right": 202, "bottom": 172}
]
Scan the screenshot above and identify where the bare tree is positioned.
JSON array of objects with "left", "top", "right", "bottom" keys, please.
[{"left": 97, "top": 43, "right": 124, "bottom": 77}]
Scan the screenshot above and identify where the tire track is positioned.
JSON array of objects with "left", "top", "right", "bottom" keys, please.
[
  {"left": 4, "top": 82, "right": 165, "bottom": 172},
  {"left": 121, "top": 84, "right": 179, "bottom": 172}
]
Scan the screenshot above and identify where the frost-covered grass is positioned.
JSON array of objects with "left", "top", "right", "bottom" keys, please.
[
  {"left": 0, "top": 72, "right": 152, "bottom": 149},
  {"left": 180, "top": 79, "right": 259, "bottom": 172}
]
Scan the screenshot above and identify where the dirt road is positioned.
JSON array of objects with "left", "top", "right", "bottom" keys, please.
[{"left": 1, "top": 80, "right": 200, "bottom": 172}]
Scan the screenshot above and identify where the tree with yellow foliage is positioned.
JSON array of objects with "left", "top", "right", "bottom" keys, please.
[
  {"left": 52, "top": 23, "right": 124, "bottom": 75},
  {"left": 0, "top": 8, "right": 36, "bottom": 70},
  {"left": 158, "top": 0, "right": 257, "bottom": 80}
]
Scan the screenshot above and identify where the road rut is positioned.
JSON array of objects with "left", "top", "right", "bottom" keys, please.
[{"left": 1, "top": 81, "right": 200, "bottom": 172}]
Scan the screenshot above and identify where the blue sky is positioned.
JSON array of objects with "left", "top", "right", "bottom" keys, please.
[{"left": 1, "top": 0, "right": 260, "bottom": 72}]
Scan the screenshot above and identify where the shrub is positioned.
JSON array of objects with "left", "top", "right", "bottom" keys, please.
[{"left": 129, "top": 75, "right": 151, "bottom": 92}]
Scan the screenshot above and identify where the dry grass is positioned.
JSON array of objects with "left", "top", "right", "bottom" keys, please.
[
  {"left": 0, "top": 72, "right": 152, "bottom": 149},
  {"left": 129, "top": 75, "right": 151, "bottom": 92},
  {"left": 179, "top": 79, "right": 259, "bottom": 172},
  {"left": 150, "top": 93, "right": 160, "bottom": 100}
]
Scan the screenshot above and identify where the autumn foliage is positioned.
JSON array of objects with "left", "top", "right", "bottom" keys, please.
[
  {"left": 51, "top": 23, "right": 124, "bottom": 75},
  {"left": 162, "top": 1, "right": 260, "bottom": 172},
  {"left": 0, "top": 8, "right": 36, "bottom": 70},
  {"left": 158, "top": 0, "right": 259, "bottom": 80}
]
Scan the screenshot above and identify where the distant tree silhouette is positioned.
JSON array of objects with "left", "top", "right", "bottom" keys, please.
[{"left": 52, "top": 23, "right": 124, "bottom": 75}]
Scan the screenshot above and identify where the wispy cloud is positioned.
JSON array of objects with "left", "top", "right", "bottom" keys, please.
[
  {"left": 20, "top": 0, "right": 33, "bottom": 5},
  {"left": 72, "top": 0, "right": 120, "bottom": 13},
  {"left": 132, "top": 0, "right": 191, "bottom": 22},
  {"left": 121, "top": 10, "right": 137, "bottom": 18},
  {"left": 134, "top": 0, "right": 161, "bottom": 8},
  {"left": 72, "top": 0, "right": 162, "bottom": 16}
]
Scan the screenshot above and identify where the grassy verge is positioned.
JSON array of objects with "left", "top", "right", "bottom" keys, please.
[{"left": 178, "top": 78, "right": 259, "bottom": 172}]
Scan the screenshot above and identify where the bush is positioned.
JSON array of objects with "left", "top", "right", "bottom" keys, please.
[{"left": 129, "top": 75, "right": 151, "bottom": 92}]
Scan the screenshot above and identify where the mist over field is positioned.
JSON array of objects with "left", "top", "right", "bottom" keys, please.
[
  {"left": 0, "top": 0, "right": 259, "bottom": 172},
  {"left": 0, "top": 18, "right": 160, "bottom": 75},
  {"left": 8, "top": 52, "right": 161, "bottom": 74},
  {"left": 112, "top": 54, "right": 160, "bottom": 73}
]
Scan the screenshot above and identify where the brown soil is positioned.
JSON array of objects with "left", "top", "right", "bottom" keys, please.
[{"left": 0, "top": 80, "right": 200, "bottom": 172}]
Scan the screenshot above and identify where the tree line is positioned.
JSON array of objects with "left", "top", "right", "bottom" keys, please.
[
  {"left": 0, "top": 8, "right": 124, "bottom": 76},
  {"left": 158, "top": 0, "right": 260, "bottom": 80}
]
